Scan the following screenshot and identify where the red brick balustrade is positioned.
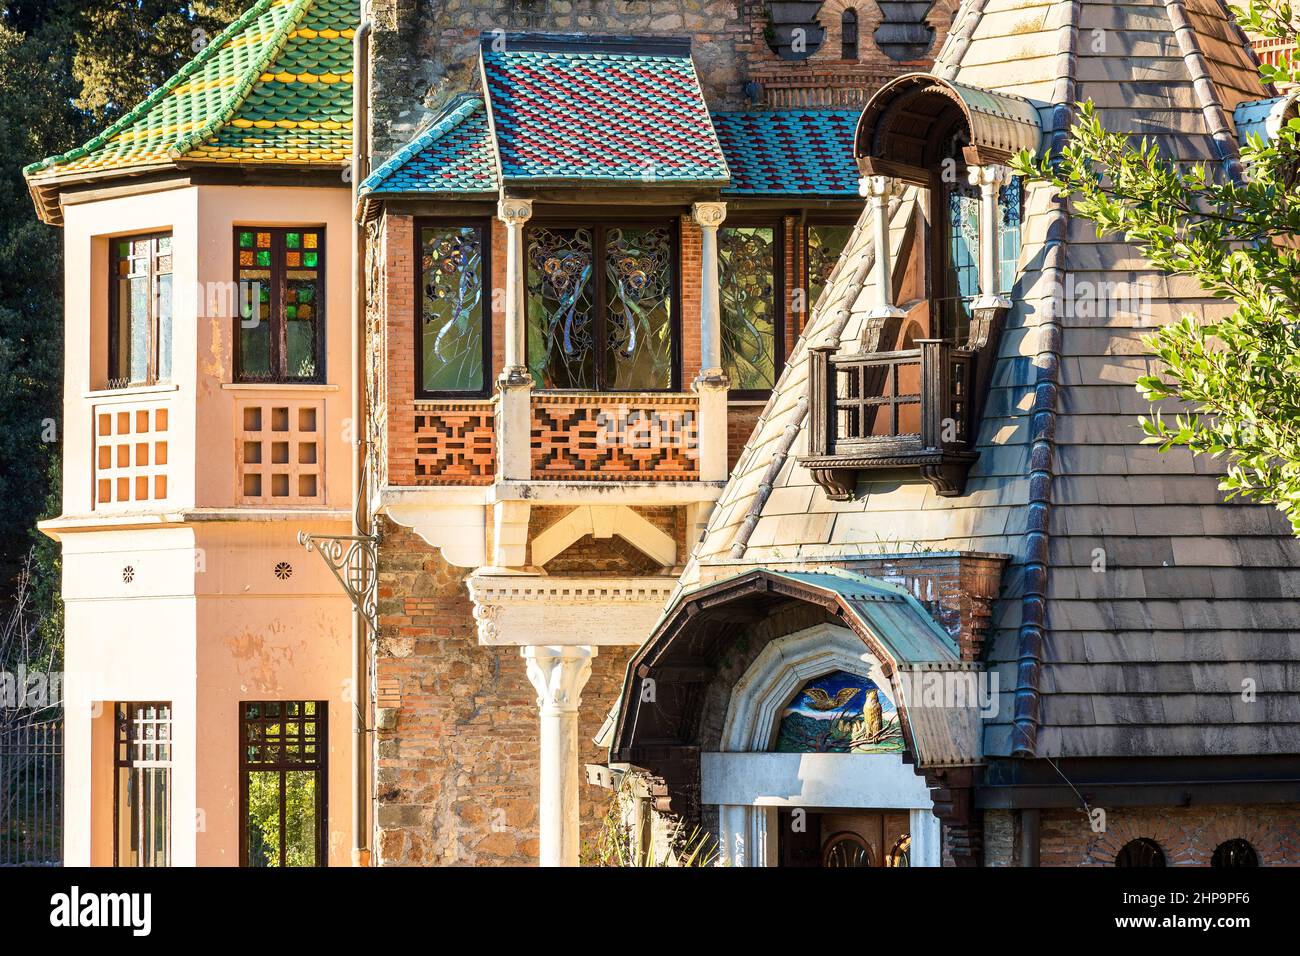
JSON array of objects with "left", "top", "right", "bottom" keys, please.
[
  {"left": 412, "top": 400, "right": 496, "bottom": 485},
  {"left": 530, "top": 393, "right": 700, "bottom": 481}
]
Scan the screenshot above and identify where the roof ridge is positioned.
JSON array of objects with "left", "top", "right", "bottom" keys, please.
[
  {"left": 24, "top": 0, "right": 282, "bottom": 175},
  {"left": 359, "top": 93, "right": 484, "bottom": 194},
  {"left": 170, "top": 0, "right": 317, "bottom": 159}
]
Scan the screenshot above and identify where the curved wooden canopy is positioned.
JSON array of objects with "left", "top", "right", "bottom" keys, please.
[{"left": 855, "top": 72, "right": 1042, "bottom": 175}]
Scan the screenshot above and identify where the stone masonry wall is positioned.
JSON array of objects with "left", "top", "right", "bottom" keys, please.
[
  {"left": 982, "top": 804, "right": 1300, "bottom": 866},
  {"left": 374, "top": 518, "right": 634, "bottom": 865}
]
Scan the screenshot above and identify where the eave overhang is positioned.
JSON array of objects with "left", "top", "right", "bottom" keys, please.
[{"left": 609, "top": 567, "right": 984, "bottom": 770}]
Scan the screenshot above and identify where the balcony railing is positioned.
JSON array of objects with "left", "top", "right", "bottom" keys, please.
[
  {"left": 805, "top": 339, "right": 978, "bottom": 499},
  {"left": 530, "top": 393, "right": 700, "bottom": 482}
]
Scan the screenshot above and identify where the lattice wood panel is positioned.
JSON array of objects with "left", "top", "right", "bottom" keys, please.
[
  {"left": 94, "top": 403, "right": 170, "bottom": 508},
  {"left": 531, "top": 395, "right": 700, "bottom": 480},
  {"left": 413, "top": 402, "right": 495, "bottom": 485},
  {"left": 237, "top": 400, "right": 325, "bottom": 504}
]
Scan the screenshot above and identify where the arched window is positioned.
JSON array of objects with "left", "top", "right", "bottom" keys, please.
[
  {"left": 823, "top": 831, "right": 872, "bottom": 867},
  {"left": 842, "top": 9, "right": 859, "bottom": 60},
  {"left": 1211, "top": 839, "right": 1259, "bottom": 867},
  {"left": 1115, "top": 838, "right": 1166, "bottom": 867}
]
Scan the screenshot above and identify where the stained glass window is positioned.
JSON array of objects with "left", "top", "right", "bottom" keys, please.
[
  {"left": 806, "top": 223, "right": 854, "bottom": 316},
  {"left": 526, "top": 223, "right": 677, "bottom": 391},
  {"left": 775, "top": 669, "right": 903, "bottom": 754},
  {"left": 419, "top": 223, "right": 487, "bottom": 394},
  {"left": 235, "top": 227, "right": 324, "bottom": 382},
  {"left": 719, "top": 225, "right": 779, "bottom": 394},
  {"left": 109, "top": 233, "right": 173, "bottom": 388},
  {"left": 941, "top": 180, "right": 1021, "bottom": 344}
]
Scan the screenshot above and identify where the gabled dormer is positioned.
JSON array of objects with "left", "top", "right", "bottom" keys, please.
[{"left": 800, "top": 73, "right": 1040, "bottom": 498}]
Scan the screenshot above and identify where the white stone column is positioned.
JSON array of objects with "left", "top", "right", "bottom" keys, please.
[
  {"left": 523, "top": 644, "right": 595, "bottom": 867},
  {"left": 497, "top": 197, "right": 533, "bottom": 481},
  {"left": 859, "top": 175, "right": 906, "bottom": 319},
  {"left": 692, "top": 201, "right": 728, "bottom": 382},
  {"left": 910, "top": 807, "right": 942, "bottom": 867},
  {"left": 691, "top": 201, "right": 729, "bottom": 483},
  {"left": 967, "top": 163, "right": 1013, "bottom": 311}
]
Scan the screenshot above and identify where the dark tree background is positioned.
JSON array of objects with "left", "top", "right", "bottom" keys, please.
[{"left": 0, "top": 0, "right": 247, "bottom": 655}]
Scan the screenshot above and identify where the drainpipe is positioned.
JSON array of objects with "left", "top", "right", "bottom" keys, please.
[
  {"left": 1019, "top": 808, "right": 1040, "bottom": 867},
  {"left": 351, "top": 15, "right": 373, "bottom": 868}
]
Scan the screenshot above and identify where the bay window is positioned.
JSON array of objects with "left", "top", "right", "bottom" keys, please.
[
  {"left": 109, "top": 233, "right": 172, "bottom": 388},
  {"left": 418, "top": 220, "right": 490, "bottom": 396},
  {"left": 235, "top": 227, "right": 325, "bottom": 383},
  {"left": 114, "top": 702, "right": 172, "bottom": 867},
  {"left": 525, "top": 221, "right": 678, "bottom": 391},
  {"left": 719, "top": 223, "right": 782, "bottom": 396}
]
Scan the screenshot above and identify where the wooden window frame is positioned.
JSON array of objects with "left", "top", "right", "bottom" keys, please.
[
  {"left": 113, "top": 701, "right": 173, "bottom": 868},
  {"left": 233, "top": 226, "right": 327, "bottom": 384},
  {"left": 414, "top": 217, "right": 494, "bottom": 399},
  {"left": 719, "top": 216, "right": 785, "bottom": 401},
  {"left": 238, "top": 699, "right": 328, "bottom": 868},
  {"left": 108, "top": 232, "right": 173, "bottom": 388},
  {"left": 524, "top": 217, "right": 682, "bottom": 393}
]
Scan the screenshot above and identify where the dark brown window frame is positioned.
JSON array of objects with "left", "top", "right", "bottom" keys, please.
[
  {"left": 232, "top": 226, "right": 327, "bottom": 384},
  {"left": 238, "top": 699, "right": 328, "bottom": 868},
  {"left": 414, "top": 217, "right": 494, "bottom": 399},
  {"left": 719, "top": 216, "right": 785, "bottom": 401},
  {"left": 524, "top": 217, "right": 682, "bottom": 393},
  {"left": 113, "top": 701, "right": 173, "bottom": 868},
  {"left": 108, "top": 232, "right": 173, "bottom": 388}
]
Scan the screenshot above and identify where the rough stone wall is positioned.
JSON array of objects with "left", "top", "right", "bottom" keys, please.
[
  {"left": 1039, "top": 804, "right": 1300, "bottom": 867},
  {"left": 374, "top": 518, "right": 635, "bottom": 865}
]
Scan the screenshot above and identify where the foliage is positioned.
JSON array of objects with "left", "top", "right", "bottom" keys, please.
[
  {"left": 1012, "top": 1, "right": 1300, "bottom": 533},
  {"left": 581, "top": 775, "right": 720, "bottom": 867}
]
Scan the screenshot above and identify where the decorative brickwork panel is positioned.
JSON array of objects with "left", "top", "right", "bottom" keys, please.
[
  {"left": 236, "top": 400, "right": 325, "bottom": 504},
  {"left": 531, "top": 394, "right": 699, "bottom": 481},
  {"left": 94, "top": 401, "right": 170, "bottom": 508},
  {"left": 413, "top": 401, "right": 495, "bottom": 485}
]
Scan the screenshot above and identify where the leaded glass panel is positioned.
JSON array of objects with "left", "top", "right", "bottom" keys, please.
[
  {"left": 527, "top": 227, "right": 596, "bottom": 389},
  {"left": 605, "top": 225, "right": 673, "bottom": 390},
  {"left": 719, "top": 225, "right": 778, "bottom": 392},
  {"left": 420, "top": 224, "right": 486, "bottom": 393}
]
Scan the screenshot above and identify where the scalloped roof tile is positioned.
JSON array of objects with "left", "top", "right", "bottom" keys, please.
[
  {"left": 712, "top": 109, "right": 861, "bottom": 196},
  {"left": 479, "top": 33, "right": 729, "bottom": 184},
  {"left": 359, "top": 94, "right": 498, "bottom": 195},
  {"left": 25, "top": 0, "right": 356, "bottom": 183}
]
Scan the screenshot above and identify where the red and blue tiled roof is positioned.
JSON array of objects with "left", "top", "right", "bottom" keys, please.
[
  {"left": 712, "top": 109, "right": 861, "bottom": 196},
  {"left": 479, "top": 33, "right": 729, "bottom": 184},
  {"left": 360, "top": 94, "right": 498, "bottom": 195}
]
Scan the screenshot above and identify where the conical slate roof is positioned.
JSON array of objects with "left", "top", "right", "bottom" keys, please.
[{"left": 683, "top": 0, "right": 1300, "bottom": 761}]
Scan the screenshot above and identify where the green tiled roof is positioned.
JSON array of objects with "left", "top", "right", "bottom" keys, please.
[{"left": 26, "top": 0, "right": 356, "bottom": 221}]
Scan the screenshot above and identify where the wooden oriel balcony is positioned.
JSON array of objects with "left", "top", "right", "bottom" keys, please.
[{"left": 804, "top": 338, "right": 978, "bottom": 499}]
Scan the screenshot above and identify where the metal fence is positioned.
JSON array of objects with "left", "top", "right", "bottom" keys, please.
[{"left": 0, "top": 716, "right": 63, "bottom": 865}]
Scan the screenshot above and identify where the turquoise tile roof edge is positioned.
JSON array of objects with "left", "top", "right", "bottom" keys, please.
[{"left": 360, "top": 93, "right": 499, "bottom": 195}]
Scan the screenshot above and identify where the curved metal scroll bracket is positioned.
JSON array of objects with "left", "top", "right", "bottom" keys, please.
[{"left": 298, "top": 527, "right": 381, "bottom": 637}]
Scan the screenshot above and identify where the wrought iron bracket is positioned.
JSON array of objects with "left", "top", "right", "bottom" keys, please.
[{"left": 298, "top": 527, "right": 380, "bottom": 638}]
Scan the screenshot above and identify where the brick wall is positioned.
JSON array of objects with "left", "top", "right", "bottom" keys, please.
[
  {"left": 1040, "top": 804, "right": 1300, "bottom": 866},
  {"left": 680, "top": 213, "right": 702, "bottom": 382},
  {"left": 374, "top": 519, "right": 635, "bottom": 865}
]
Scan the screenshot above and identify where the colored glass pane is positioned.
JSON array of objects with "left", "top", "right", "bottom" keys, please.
[
  {"left": 719, "top": 226, "right": 777, "bottom": 391},
  {"left": 604, "top": 225, "right": 673, "bottom": 390},
  {"left": 420, "top": 225, "right": 485, "bottom": 393},
  {"left": 527, "top": 226, "right": 596, "bottom": 389}
]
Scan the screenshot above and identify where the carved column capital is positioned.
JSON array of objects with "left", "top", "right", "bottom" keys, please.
[
  {"left": 858, "top": 174, "right": 903, "bottom": 201},
  {"left": 523, "top": 645, "right": 595, "bottom": 714},
  {"left": 966, "top": 163, "right": 1013, "bottom": 190},
  {"left": 691, "top": 201, "right": 728, "bottom": 228},
  {"left": 497, "top": 196, "right": 534, "bottom": 225}
]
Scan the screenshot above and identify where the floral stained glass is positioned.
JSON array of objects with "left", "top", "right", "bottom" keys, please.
[
  {"left": 776, "top": 669, "right": 903, "bottom": 754},
  {"left": 604, "top": 226, "right": 673, "bottom": 390},
  {"left": 420, "top": 225, "right": 485, "bottom": 393},
  {"left": 719, "top": 226, "right": 777, "bottom": 392},
  {"left": 527, "top": 227, "right": 596, "bottom": 389},
  {"left": 807, "top": 224, "right": 853, "bottom": 315}
]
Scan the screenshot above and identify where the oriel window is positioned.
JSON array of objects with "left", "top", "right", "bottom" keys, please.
[
  {"left": 109, "top": 233, "right": 173, "bottom": 388},
  {"left": 235, "top": 228, "right": 325, "bottom": 383},
  {"left": 114, "top": 702, "right": 173, "bottom": 867},
  {"left": 417, "top": 221, "right": 490, "bottom": 396},
  {"left": 240, "top": 700, "right": 327, "bottom": 867},
  {"left": 526, "top": 222, "right": 678, "bottom": 391},
  {"left": 719, "top": 223, "right": 782, "bottom": 396}
]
